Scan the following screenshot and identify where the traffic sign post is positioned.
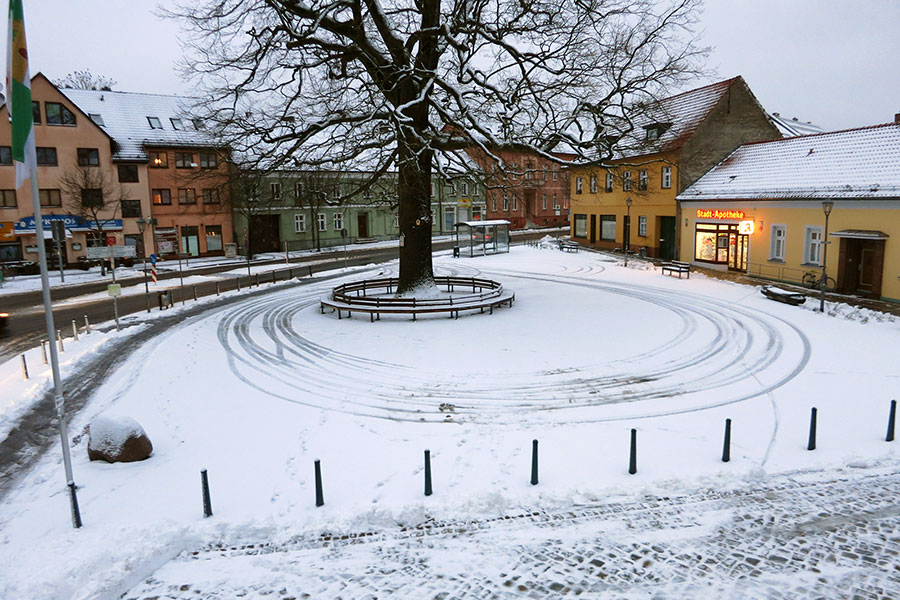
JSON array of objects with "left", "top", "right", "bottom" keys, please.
[
  {"left": 149, "top": 253, "right": 158, "bottom": 284},
  {"left": 108, "top": 284, "right": 122, "bottom": 331}
]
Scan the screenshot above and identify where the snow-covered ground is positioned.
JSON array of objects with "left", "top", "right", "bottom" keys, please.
[{"left": 1, "top": 245, "right": 899, "bottom": 599}]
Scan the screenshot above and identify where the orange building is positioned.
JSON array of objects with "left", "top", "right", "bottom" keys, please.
[
  {"left": 64, "top": 88, "right": 232, "bottom": 257},
  {"left": 0, "top": 74, "right": 152, "bottom": 265}
]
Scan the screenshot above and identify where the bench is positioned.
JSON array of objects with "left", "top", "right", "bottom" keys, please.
[
  {"left": 559, "top": 241, "right": 579, "bottom": 253},
  {"left": 661, "top": 261, "right": 691, "bottom": 279}
]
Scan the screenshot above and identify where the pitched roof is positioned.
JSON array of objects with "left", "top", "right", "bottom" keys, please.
[
  {"left": 61, "top": 89, "right": 216, "bottom": 161},
  {"left": 616, "top": 77, "right": 742, "bottom": 158},
  {"left": 677, "top": 123, "right": 900, "bottom": 201}
]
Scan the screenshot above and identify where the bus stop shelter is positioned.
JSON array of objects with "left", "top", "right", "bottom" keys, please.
[{"left": 455, "top": 220, "right": 510, "bottom": 257}]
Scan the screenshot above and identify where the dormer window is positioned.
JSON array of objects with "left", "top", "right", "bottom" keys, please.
[
  {"left": 89, "top": 113, "right": 105, "bottom": 126},
  {"left": 147, "top": 116, "right": 163, "bottom": 129},
  {"left": 192, "top": 119, "right": 205, "bottom": 130},
  {"left": 170, "top": 118, "right": 184, "bottom": 130},
  {"left": 644, "top": 123, "right": 670, "bottom": 141}
]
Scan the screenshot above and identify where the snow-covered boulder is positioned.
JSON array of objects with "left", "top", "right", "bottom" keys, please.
[{"left": 87, "top": 415, "right": 153, "bottom": 463}]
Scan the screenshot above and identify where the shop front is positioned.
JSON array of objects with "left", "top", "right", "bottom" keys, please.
[
  {"left": 0, "top": 221, "right": 20, "bottom": 262},
  {"left": 691, "top": 209, "right": 753, "bottom": 271},
  {"left": 12, "top": 214, "right": 123, "bottom": 264}
]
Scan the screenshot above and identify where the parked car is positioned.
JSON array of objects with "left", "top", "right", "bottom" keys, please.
[
  {"left": 1, "top": 260, "right": 40, "bottom": 276},
  {"left": 0, "top": 310, "right": 8, "bottom": 332}
]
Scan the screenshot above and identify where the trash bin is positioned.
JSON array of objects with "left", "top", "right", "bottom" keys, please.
[
  {"left": 452, "top": 246, "right": 460, "bottom": 258},
  {"left": 639, "top": 246, "right": 647, "bottom": 258},
  {"left": 158, "top": 292, "right": 173, "bottom": 310}
]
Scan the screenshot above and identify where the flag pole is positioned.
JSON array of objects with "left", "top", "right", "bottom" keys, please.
[{"left": 9, "top": 0, "right": 80, "bottom": 528}]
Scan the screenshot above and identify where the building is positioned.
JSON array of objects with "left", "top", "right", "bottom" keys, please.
[
  {"left": 233, "top": 170, "right": 401, "bottom": 253},
  {"left": 0, "top": 74, "right": 152, "bottom": 265},
  {"left": 431, "top": 173, "right": 487, "bottom": 235},
  {"left": 769, "top": 112, "right": 823, "bottom": 137},
  {"left": 567, "top": 77, "right": 782, "bottom": 259},
  {"left": 64, "top": 87, "right": 233, "bottom": 257},
  {"left": 677, "top": 119, "right": 900, "bottom": 302},
  {"left": 464, "top": 147, "right": 573, "bottom": 229}
]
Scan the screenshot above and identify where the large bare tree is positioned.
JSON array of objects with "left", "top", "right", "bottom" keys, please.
[
  {"left": 172, "top": 0, "right": 704, "bottom": 293},
  {"left": 59, "top": 166, "right": 124, "bottom": 275}
]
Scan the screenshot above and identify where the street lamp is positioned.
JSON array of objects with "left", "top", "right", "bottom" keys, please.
[
  {"left": 819, "top": 201, "right": 834, "bottom": 312},
  {"left": 136, "top": 217, "right": 150, "bottom": 311},
  {"left": 624, "top": 196, "right": 633, "bottom": 267}
]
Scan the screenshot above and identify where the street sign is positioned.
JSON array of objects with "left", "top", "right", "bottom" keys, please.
[
  {"left": 50, "top": 220, "right": 66, "bottom": 242},
  {"left": 149, "top": 253, "right": 157, "bottom": 265},
  {"left": 86, "top": 245, "right": 137, "bottom": 259},
  {"left": 106, "top": 235, "right": 117, "bottom": 247},
  {"left": 107, "top": 284, "right": 122, "bottom": 297}
]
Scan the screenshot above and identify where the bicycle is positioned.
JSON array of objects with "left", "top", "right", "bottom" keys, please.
[{"left": 802, "top": 271, "right": 836, "bottom": 292}]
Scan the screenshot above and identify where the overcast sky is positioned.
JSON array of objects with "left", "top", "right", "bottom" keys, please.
[{"left": 6, "top": 0, "right": 899, "bottom": 132}]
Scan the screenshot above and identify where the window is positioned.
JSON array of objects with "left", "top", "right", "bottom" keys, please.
[
  {"left": 393, "top": 214, "right": 399, "bottom": 228},
  {"left": 638, "top": 169, "right": 648, "bottom": 191},
  {"left": 89, "top": 113, "right": 104, "bottom": 126},
  {"left": 448, "top": 181, "right": 456, "bottom": 196},
  {"left": 804, "top": 226, "right": 823, "bottom": 265},
  {"left": 77, "top": 148, "right": 100, "bottom": 166},
  {"left": 333, "top": 213, "right": 344, "bottom": 231},
  {"left": 205, "top": 225, "right": 223, "bottom": 252},
  {"left": 317, "top": 213, "right": 327, "bottom": 231},
  {"left": 552, "top": 193, "right": 558, "bottom": 209},
  {"left": 646, "top": 127, "right": 659, "bottom": 141},
  {"left": 430, "top": 182, "right": 434, "bottom": 197},
  {"left": 492, "top": 194, "right": 497, "bottom": 212},
  {"left": 32, "top": 101, "right": 41, "bottom": 124},
  {"left": 573, "top": 214, "right": 587, "bottom": 237},
  {"left": 192, "top": 119, "right": 205, "bottom": 130},
  {"left": 147, "top": 116, "right": 163, "bottom": 129},
  {"left": 510, "top": 162, "right": 518, "bottom": 181},
  {"left": 152, "top": 188, "right": 171, "bottom": 205},
  {"left": 117, "top": 164, "right": 139, "bottom": 182},
  {"left": 661, "top": 166, "right": 672, "bottom": 189},
  {"left": 589, "top": 174, "right": 597, "bottom": 193},
  {"left": 564, "top": 195, "right": 568, "bottom": 209},
  {"left": 444, "top": 207, "right": 455, "bottom": 232},
  {"left": 525, "top": 161, "right": 534, "bottom": 179},
  {"left": 0, "top": 147, "right": 11, "bottom": 165},
  {"left": 270, "top": 182, "right": 282, "bottom": 200},
  {"left": 196, "top": 188, "right": 217, "bottom": 205},
  {"left": 542, "top": 194, "right": 547, "bottom": 210},
  {"left": 623, "top": 171, "right": 632, "bottom": 191},
  {"left": 605, "top": 173, "right": 614, "bottom": 192},
  {"left": 600, "top": 215, "right": 616, "bottom": 240},
  {"left": 502, "top": 193, "right": 509, "bottom": 211},
  {"left": 120, "top": 199, "right": 142, "bottom": 218},
  {"left": 36, "top": 147, "right": 58, "bottom": 166},
  {"left": 199, "top": 152, "right": 217, "bottom": 168},
  {"left": 770, "top": 225, "right": 786, "bottom": 261},
  {"left": 512, "top": 194, "right": 518, "bottom": 211},
  {"left": 178, "top": 188, "right": 197, "bottom": 204},
  {"left": 81, "top": 188, "right": 103, "bottom": 207},
  {"left": 170, "top": 118, "right": 184, "bottom": 130},
  {"left": 575, "top": 176, "right": 583, "bottom": 194},
  {"left": 294, "top": 182, "right": 304, "bottom": 205},
  {"left": 542, "top": 167, "right": 548, "bottom": 180},
  {"left": 332, "top": 186, "right": 341, "bottom": 201},
  {"left": 0, "top": 189, "right": 16, "bottom": 208},
  {"left": 175, "top": 152, "right": 193, "bottom": 168},
  {"left": 45, "top": 102, "right": 76, "bottom": 126},
  {"left": 460, "top": 181, "right": 469, "bottom": 196},
  {"left": 294, "top": 213, "right": 307, "bottom": 233},
  {"left": 638, "top": 215, "right": 647, "bottom": 237},
  {"left": 473, "top": 206, "right": 483, "bottom": 220},
  {"left": 38, "top": 189, "right": 61, "bottom": 207},
  {"left": 149, "top": 151, "right": 167, "bottom": 168},
  {"left": 552, "top": 166, "right": 558, "bottom": 181}
]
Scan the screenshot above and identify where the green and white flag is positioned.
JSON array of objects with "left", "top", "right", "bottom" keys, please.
[{"left": 6, "top": 0, "right": 36, "bottom": 189}]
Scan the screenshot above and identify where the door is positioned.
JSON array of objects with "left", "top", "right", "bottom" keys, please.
[
  {"left": 858, "top": 246, "right": 877, "bottom": 295},
  {"left": 659, "top": 216, "right": 676, "bottom": 260},
  {"left": 589, "top": 214, "right": 597, "bottom": 243},
  {"left": 249, "top": 215, "right": 281, "bottom": 253},
  {"left": 180, "top": 226, "right": 200, "bottom": 256},
  {"left": 357, "top": 213, "right": 369, "bottom": 238}
]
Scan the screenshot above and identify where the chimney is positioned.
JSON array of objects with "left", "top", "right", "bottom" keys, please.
[{"left": 895, "top": 112, "right": 900, "bottom": 124}]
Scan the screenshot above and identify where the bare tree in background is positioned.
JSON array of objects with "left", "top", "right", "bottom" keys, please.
[
  {"left": 55, "top": 69, "right": 116, "bottom": 91},
  {"left": 59, "top": 166, "right": 125, "bottom": 275},
  {"left": 171, "top": 0, "right": 705, "bottom": 293}
]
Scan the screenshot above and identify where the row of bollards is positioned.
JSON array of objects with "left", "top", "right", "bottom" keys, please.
[
  {"left": 196, "top": 402, "right": 899, "bottom": 517},
  {"left": 21, "top": 315, "right": 92, "bottom": 380}
]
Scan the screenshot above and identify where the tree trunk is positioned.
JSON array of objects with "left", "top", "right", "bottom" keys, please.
[{"left": 396, "top": 144, "right": 434, "bottom": 294}]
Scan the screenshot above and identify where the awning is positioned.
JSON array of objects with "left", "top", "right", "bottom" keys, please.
[{"left": 829, "top": 229, "right": 889, "bottom": 240}]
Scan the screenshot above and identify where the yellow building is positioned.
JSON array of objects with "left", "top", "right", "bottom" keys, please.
[
  {"left": 568, "top": 77, "right": 780, "bottom": 259},
  {"left": 678, "top": 120, "right": 900, "bottom": 302}
]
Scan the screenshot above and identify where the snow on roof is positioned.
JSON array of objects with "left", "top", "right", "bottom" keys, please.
[
  {"left": 457, "top": 219, "right": 510, "bottom": 227},
  {"left": 768, "top": 112, "right": 823, "bottom": 137},
  {"left": 613, "top": 77, "right": 741, "bottom": 158},
  {"left": 677, "top": 123, "right": 900, "bottom": 201},
  {"left": 62, "top": 89, "right": 217, "bottom": 161}
]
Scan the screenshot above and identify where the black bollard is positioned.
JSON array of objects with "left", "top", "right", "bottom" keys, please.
[
  {"left": 629, "top": 429, "right": 637, "bottom": 474},
  {"left": 530, "top": 439, "right": 539, "bottom": 485},
  {"left": 201, "top": 469, "right": 213, "bottom": 518},
  {"left": 69, "top": 482, "right": 82, "bottom": 528},
  {"left": 722, "top": 418, "right": 732, "bottom": 463},
  {"left": 807, "top": 407, "right": 817, "bottom": 451},
  {"left": 256, "top": 273, "right": 260, "bottom": 287},
  {"left": 314, "top": 459, "right": 324, "bottom": 507},
  {"left": 237, "top": 278, "right": 241, "bottom": 291},
  {"left": 887, "top": 400, "right": 896, "bottom": 442},
  {"left": 193, "top": 285, "right": 198, "bottom": 301},
  {"left": 424, "top": 450, "right": 433, "bottom": 496}
]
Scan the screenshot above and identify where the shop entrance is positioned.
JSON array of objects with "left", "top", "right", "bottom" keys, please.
[
  {"left": 693, "top": 222, "right": 748, "bottom": 271},
  {"left": 727, "top": 232, "right": 749, "bottom": 271},
  {"left": 836, "top": 237, "right": 885, "bottom": 299}
]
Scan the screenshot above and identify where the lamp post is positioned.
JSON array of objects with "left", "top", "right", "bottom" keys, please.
[
  {"left": 136, "top": 218, "right": 149, "bottom": 296},
  {"left": 624, "top": 196, "right": 633, "bottom": 267},
  {"left": 819, "top": 201, "right": 834, "bottom": 312}
]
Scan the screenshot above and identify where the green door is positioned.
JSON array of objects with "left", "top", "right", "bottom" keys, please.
[{"left": 659, "top": 216, "right": 676, "bottom": 260}]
